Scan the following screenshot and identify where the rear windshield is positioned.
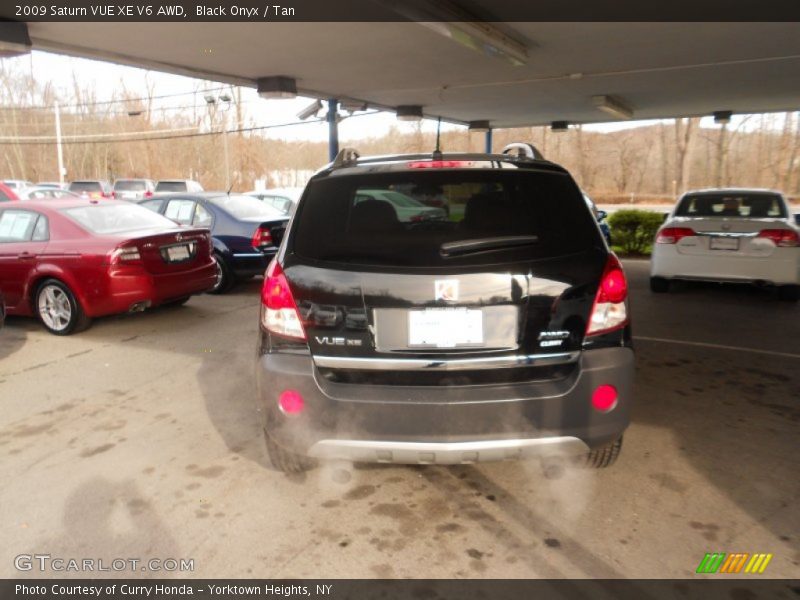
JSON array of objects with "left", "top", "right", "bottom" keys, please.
[
  {"left": 155, "top": 181, "right": 186, "bottom": 192},
  {"left": 676, "top": 193, "right": 787, "bottom": 219},
  {"left": 209, "top": 194, "right": 283, "bottom": 220},
  {"left": 69, "top": 181, "right": 103, "bottom": 193},
  {"left": 115, "top": 180, "right": 147, "bottom": 191},
  {"left": 292, "top": 170, "right": 599, "bottom": 267},
  {"left": 62, "top": 203, "right": 178, "bottom": 235}
]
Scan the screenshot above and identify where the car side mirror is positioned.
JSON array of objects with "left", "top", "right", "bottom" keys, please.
[{"left": 596, "top": 210, "right": 608, "bottom": 222}]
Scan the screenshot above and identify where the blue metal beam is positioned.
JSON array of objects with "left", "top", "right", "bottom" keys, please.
[
  {"left": 327, "top": 98, "right": 339, "bottom": 162},
  {"left": 485, "top": 129, "right": 493, "bottom": 154}
]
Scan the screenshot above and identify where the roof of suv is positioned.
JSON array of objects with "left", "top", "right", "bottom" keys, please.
[{"left": 314, "top": 144, "right": 563, "bottom": 179}]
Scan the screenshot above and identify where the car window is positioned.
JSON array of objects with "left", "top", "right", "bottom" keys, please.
[
  {"left": 675, "top": 193, "right": 787, "bottom": 219},
  {"left": 0, "top": 188, "right": 12, "bottom": 202},
  {"left": 114, "top": 180, "right": 147, "bottom": 191},
  {"left": 62, "top": 203, "right": 178, "bottom": 235},
  {"left": 193, "top": 203, "right": 213, "bottom": 227},
  {"left": 0, "top": 210, "right": 39, "bottom": 242},
  {"left": 68, "top": 182, "right": 102, "bottom": 193},
  {"left": 31, "top": 215, "right": 49, "bottom": 241},
  {"left": 139, "top": 199, "right": 164, "bottom": 213},
  {"left": 164, "top": 199, "right": 196, "bottom": 225},
  {"left": 208, "top": 194, "right": 283, "bottom": 219},
  {"left": 293, "top": 170, "right": 598, "bottom": 267},
  {"left": 156, "top": 181, "right": 187, "bottom": 193}
]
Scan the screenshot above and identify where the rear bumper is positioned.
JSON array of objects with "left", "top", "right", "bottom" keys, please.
[
  {"left": 84, "top": 261, "right": 217, "bottom": 317},
  {"left": 651, "top": 245, "right": 800, "bottom": 285},
  {"left": 256, "top": 346, "right": 634, "bottom": 464},
  {"left": 229, "top": 250, "right": 274, "bottom": 277}
]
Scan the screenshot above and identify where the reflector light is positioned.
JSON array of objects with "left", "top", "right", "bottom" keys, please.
[
  {"left": 278, "top": 390, "right": 304, "bottom": 415},
  {"left": 757, "top": 229, "right": 799, "bottom": 247},
  {"left": 586, "top": 255, "right": 629, "bottom": 336},
  {"left": 656, "top": 227, "right": 695, "bottom": 244},
  {"left": 261, "top": 260, "right": 306, "bottom": 340},
  {"left": 592, "top": 384, "right": 618, "bottom": 412}
]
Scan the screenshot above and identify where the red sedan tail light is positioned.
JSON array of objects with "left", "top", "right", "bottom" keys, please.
[
  {"left": 110, "top": 246, "right": 142, "bottom": 265},
  {"left": 261, "top": 260, "right": 306, "bottom": 340},
  {"left": 656, "top": 227, "right": 695, "bottom": 244},
  {"left": 757, "top": 229, "right": 799, "bottom": 247},
  {"left": 586, "top": 255, "right": 628, "bottom": 336}
]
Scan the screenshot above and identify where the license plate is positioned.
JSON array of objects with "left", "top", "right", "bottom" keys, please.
[
  {"left": 710, "top": 237, "right": 739, "bottom": 251},
  {"left": 166, "top": 245, "right": 191, "bottom": 262},
  {"left": 408, "top": 308, "right": 483, "bottom": 348}
]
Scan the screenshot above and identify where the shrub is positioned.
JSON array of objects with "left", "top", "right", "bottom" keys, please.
[{"left": 607, "top": 209, "right": 665, "bottom": 255}]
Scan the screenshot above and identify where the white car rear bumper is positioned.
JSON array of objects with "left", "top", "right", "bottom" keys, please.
[{"left": 651, "top": 245, "right": 800, "bottom": 285}]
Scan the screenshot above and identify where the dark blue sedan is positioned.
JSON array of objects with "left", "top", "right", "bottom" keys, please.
[{"left": 140, "top": 193, "right": 289, "bottom": 293}]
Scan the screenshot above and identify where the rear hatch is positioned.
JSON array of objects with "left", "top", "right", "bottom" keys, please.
[
  {"left": 107, "top": 227, "right": 212, "bottom": 274},
  {"left": 283, "top": 165, "right": 607, "bottom": 385}
]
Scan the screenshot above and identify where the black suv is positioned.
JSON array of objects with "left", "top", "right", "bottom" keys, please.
[{"left": 256, "top": 144, "right": 634, "bottom": 472}]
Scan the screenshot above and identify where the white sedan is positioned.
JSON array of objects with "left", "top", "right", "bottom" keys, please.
[{"left": 650, "top": 188, "right": 800, "bottom": 301}]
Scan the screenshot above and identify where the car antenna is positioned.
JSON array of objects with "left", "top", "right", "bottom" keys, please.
[
  {"left": 227, "top": 183, "right": 234, "bottom": 195},
  {"left": 432, "top": 116, "right": 443, "bottom": 160}
]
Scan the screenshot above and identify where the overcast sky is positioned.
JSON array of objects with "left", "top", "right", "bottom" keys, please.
[{"left": 3, "top": 50, "right": 754, "bottom": 144}]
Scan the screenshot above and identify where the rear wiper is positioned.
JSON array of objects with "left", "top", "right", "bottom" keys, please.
[{"left": 440, "top": 235, "right": 539, "bottom": 257}]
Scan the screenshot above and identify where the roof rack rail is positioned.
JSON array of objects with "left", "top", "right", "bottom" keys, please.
[
  {"left": 332, "top": 147, "right": 360, "bottom": 169},
  {"left": 501, "top": 142, "right": 545, "bottom": 161}
]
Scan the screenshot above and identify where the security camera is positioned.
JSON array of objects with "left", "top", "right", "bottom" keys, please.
[{"left": 297, "top": 99, "right": 323, "bottom": 121}]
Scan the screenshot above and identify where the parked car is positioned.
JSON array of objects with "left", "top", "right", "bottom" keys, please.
[
  {"left": 17, "top": 187, "right": 80, "bottom": 200},
  {"left": 651, "top": 188, "right": 800, "bottom": 301},
  {"left": 113, "top": 178, "right": 156, "bottom": 201},
  {"left": 155, "top": 179, "right": 204, "bottom": 194},
  {"left": 0, "top": 198, "right": 216, "bottom": 335},
  {"left": 256, "top": 145, "right": 633, "bottom": 472},
  {"left": 584, "top": 192, "right": 612, "bottom": 245},
  {"left": 0, "top": 182, "right": 20, "bottom": 203},
  {"left": 246, "top": 188, "right": 302, "bottom": 216},
  {"left": 3, "top": 179, "right": 33, "bottom": 191},
  {"left": 36, "top": 182, "right": 65, "bottom": 189},
  {"left": 139, "top": 192, "right": 289, "bottom": 293},
  {"left": 67, "top": 180, "right": 113, "bottom": 199},
  {"left": 355, "top": 188, "right": 447, "bottom": 222}
]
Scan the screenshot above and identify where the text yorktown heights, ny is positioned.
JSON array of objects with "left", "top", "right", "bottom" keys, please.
[{"left": 15, "top": 584, "right": 335, "bottom": 597}]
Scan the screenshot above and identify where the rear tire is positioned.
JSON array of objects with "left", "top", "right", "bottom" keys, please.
[
  {"left": 263, "top": 428, "right": 315, "bottom": 473},
  {"left": 576, "top": 436, "right": 622, "bottom": 469},
  {"left": 208, "top": 254, "right": 234, "bottom": 294},
  {"left": 35, "top": 279, "right": 91, "bottom": 335},
  {"left": 778, "top": 285, "right": 800, "bottom": 302},
  {"left": 649, "top": 277, "right": 670, "bottom": 293}
]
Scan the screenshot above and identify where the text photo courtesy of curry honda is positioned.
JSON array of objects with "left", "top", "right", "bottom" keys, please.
[{"left": 1, "top": 5, "right": 799, "bottom": 597}]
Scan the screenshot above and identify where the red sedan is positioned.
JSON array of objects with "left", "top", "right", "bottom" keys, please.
[{"left": 0, "top": 198, "right": 217, "bottom": 334}]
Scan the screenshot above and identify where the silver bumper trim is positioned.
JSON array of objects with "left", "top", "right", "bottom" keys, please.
[
  {"left": 313, "top": 351, "right": 580, "bottom": 371},
  {"left": 307, "top": 436, "right": 590, "bottom": 464}
]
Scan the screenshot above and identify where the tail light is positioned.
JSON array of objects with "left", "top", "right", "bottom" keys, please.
[
  {"left": 261, "top": 260, "right": 306, "bottom": 340},
  {"left": 656, "top": 227, "right": 695, "bottom": 244},
  {"left": 144, "top": 190, "right": 154, "bottom": 198},
  {"left": 252, "top": 226, "right": 273, "bottom": 249},
  {"left": 407, "top": 160, "right": 473, "bottom": 168},
  {"left": 586, "top": 255, "right": 628, "bottom": 336},
  {"left": 757, "top": 229, "right": 799, "bottom": 247},
  {"left": 110, "top": 246, "right": 142, "bottom": 265}
]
